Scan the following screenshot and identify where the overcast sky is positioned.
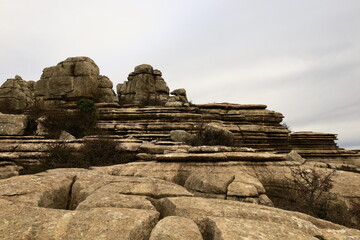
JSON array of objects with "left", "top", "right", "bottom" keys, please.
[{"left": 1, "top": 0, "right": 359, "bottom": 149}]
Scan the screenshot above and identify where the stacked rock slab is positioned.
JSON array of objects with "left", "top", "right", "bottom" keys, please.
[
  {"left": 0, "top": 75, "right": 35, "bottom": 112},
  {"left": 290, "top": 131, "right": 360, "bottom": 166},
  {"left": 97, "top": 104, "right": 291, "bottom": 152},
  {"left": 117, "top": 64, "right": 170, "bottom": 105},
  {"left": 34, "top": 57, "right": 117, "bottom": 107}
]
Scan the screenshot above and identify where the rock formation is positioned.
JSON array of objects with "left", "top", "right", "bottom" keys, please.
[
  {"left": 0, "top": 56, "right": 360, "bottom": 239},
  {"left": 117, "top": 64, "right": 170, "bottom": 105},
  {"left": 0, "top": 167, "right": 359, "bottom": 239},
  {"left": 0, "top": 75, "right": 35, "bottom": 112},
  {"left": 34, "top": 57, "right": 117, "bottom": 107}
]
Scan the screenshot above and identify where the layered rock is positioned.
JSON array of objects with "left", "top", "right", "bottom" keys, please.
[
  {"left": 0, "top": 168, "right": 359, "bottom": 239},
  {"left": 117, "top": 64, "right": 170, "bottom": 105},
  {"left": 290, "top": 132, "right": 360, "bottom": 166},
  {"left": 0, "top": 75, "right": 35, "bottom": 112},
  {"left": 34, "top": 57, "right": 117, "bottom": 107},
  {"left": 96, "top": 103, "right": 291, "bottom": 152}
]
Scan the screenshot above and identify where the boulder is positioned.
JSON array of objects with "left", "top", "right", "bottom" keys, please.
[
  {"left": 170, "top": 130, "right": 193, "bottom": 143},
  {"left": 0, "top": 113, "right": 28, "bottom": 135},
  {"left": 0, "top": 76, "right": 35, "bottom": 111},
  {"left": 149, "top": 216, "right": 203, "bottom": 240},
  {"left": 59, "top": 131, "right": 76, "bottom": 140},
  {"left": 34, "top": 57, "right": 117, "bottom": 106},
  {"left": 286, "top": 150, "right": 306, "bottom": 164},
  {"left": 117, "top": 64, "right": 170, "bottom": 105}
]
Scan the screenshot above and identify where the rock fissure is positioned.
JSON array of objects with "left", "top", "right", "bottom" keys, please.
[{"left": 66, "top": 175, "right": 77, "bottom": 210}]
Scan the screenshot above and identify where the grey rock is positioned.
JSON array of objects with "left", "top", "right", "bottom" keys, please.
[
  {"left": 286, "top": 150, "right": 306, "bottom": 164},
  {"left": 170, "top": 130, "right": 193, "bottom": 143},
  {"left": 119, "top": 64, "right": 170, "bottom": 105},
  {"left": 59, "top": 131, "right": 76, "bottom": 140},
  {"left": 34, "top": 56, "right": 117, "bottom": 106},
  {"left": 0, "top": 77, "right": 35, "bottom": 111}
]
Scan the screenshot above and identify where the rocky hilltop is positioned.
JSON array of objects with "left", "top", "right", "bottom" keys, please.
[{"left": 0, "top": 57, "right": 359, "bottom": 239}]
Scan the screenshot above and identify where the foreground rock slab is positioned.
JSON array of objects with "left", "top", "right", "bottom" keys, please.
[
  {"left": 0, "top": 199, "right": 159, "bottom": 240},
  {"left": 0, "top": 168, "right": 359, "bottom": 240}
]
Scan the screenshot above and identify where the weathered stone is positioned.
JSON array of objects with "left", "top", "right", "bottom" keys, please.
[
  {"left": 134, "top": 64, "right": 154, "bottom": 74},
  {"left": 170, "top": 88, "right": 188, "bottom": 103},
  {"left": 286, "top": 150, "right": 306, "bottom": 164},
  {"left": 170, "top": 130, "right": 193, "bottom": 143},
  {"left": 149, "top": 216, "right": 203, "bottom": 240},
  {"left": 0, "top": 113, "right": 28, "bottom": 135},
  {"left": 59, "top": 131, "right": 76, "bottom": 140},
  {"left": 158, "top": 197, "right": 360, "bottom": 238},
  {"left": 34, "top": 57, "right": 117, "bottom": 105},
  {"left": 184, "top": 172, "right": 234, "bottom": 194},
  {"left": 165, "top": 101, "right": 183, "bottom": 107},
  {"left": 118, "top": 64, "right": 170, "bottom": 105},
  {"left": 0, "top": 199, "right": 159, "bottom": 240},
  {"left": 76, "top": 191, "right": 156, "bottom": 211},
  {"left": 0, "top": 77, "right": 35, "bottom": 111},
  {"left": 204, "top": 217, "right": 319, "bottom": 240},
  {"left": 0, "top": 165, "right": 19, "bottom": 179}
]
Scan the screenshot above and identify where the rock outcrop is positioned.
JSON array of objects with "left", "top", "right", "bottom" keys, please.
[
  {"left": 34, "top": 57, "right": 117, "bottom": 107},
  {"left": 117, "top": 64, "right": 170, "bottom": 105},
  {"left": 0, "top": 168, "right": 359, "bottom": 239},
  {"left": 0, "top": 75, "right": 35, "bottom": 112},
  {"left": 0, "top": 56, "right": 360, "bottom": 238}
]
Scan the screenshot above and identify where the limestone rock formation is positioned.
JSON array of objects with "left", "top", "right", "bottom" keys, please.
[
  {"left": 34, "top": 57, "right": 117, "bottom": 107},
  {"left": 0, "top": 168, "right": 359, "bottom": 239},
  {"left": 0, "top": 75, "right": 35, "bottom": 111},
  {"left": 117, "top": 64, "right": 170, "bottom": 105},
  {"left": 165, "top": 88, "right": 189, "bottom": 107}
]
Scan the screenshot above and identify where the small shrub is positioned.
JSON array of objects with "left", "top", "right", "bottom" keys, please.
[
  {"left": 267, "top": 166, "right": 336, "bottom": 220},
  {"left": 77, "top": 98, "right": 96, "bottom": 113},
  {"left": 42, "top": 108, "right": 97, "bottom": 138},
  {"left": 79, "top": 138, "right": 137, "bottom": 166},
  {"left": 46, "top": 142, "right": 89, "bottom": 169}
]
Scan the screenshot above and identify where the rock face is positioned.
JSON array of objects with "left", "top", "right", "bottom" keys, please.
[
  {"left": 0, "top": 168, "right": 359, "bottom": 240},
  {"left": 0, "top": 76, "right": 35, "bottom": 112},
  {"left": 0, "top": 113, "right": 28, "bottom": 135},
  {"left": 34, "top": 57, "right": 117, "bottom": 107},
  {"left": 117, "top": 64, "right": 170, "bottom": 105}
]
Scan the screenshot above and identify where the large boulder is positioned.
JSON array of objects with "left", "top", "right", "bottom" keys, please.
[
  {"left": 34, "top": 57, "right": 117, "bottom": 106},
  {"left": 0, "top": 113, "right": 28, "bottom": 135},
  {"left": 117, "top": 64, "right": 170, "bottom": 105},
  {"left": 0, "top": 75, "right": 35, "bottom": 112}
]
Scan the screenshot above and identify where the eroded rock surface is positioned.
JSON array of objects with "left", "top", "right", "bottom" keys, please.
[
  {"left": 0, "top": 113, "right": 28, "bottom": 135},
  {"left": 0, "top": 76, "right": 35, "bottom": 111},
  {"left": 117, "top": 64, "right": 170, "bottom": 105},
  {"left": 34, "top": 57, "right": 117, "bottom": 106},
  {"left": 0, "top": 168, "right": 359, "bottom": 240}
]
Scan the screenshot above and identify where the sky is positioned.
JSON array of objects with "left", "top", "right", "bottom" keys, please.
[{"left": 0, "top": 0, "right": 359, "bottom": 149}]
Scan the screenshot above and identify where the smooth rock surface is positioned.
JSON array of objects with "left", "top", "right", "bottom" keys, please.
[{"left": 149, "top": 216, "right": 203, "bottom": 240}]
